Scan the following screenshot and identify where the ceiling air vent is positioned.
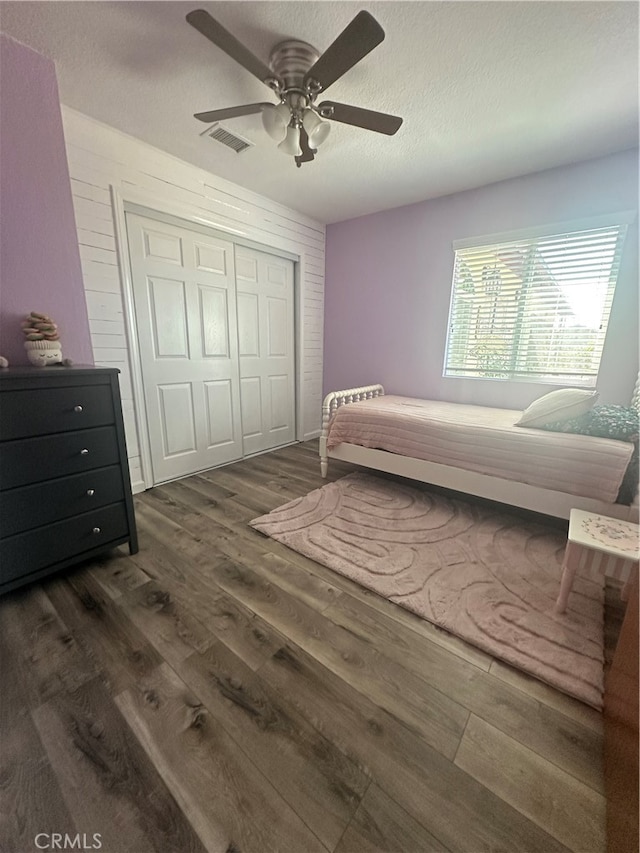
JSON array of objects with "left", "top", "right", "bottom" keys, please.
[{"left": 203, "top": 123, "right": 254, "bottom": 153}]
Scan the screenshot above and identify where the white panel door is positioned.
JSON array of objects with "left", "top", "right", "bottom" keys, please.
[
  {"left": 126, "top": 213, "right": 242, "bottom": 483},
  {"left": 235, "top": 246, "right": 295, "bottom": 455}
]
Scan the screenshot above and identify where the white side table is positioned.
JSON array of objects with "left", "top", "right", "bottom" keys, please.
[{"left": 555, "top": 510, "right": 639, "bottom": 614}]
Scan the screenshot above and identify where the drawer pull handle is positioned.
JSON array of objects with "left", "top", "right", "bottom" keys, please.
[
  {"left": 80, "top": 448, "right": 90, "bottom": 456},
  {"left": 86, "top": 489, "right": 95, "bottom": 497},
  {"left": 74, "top": 405, "right": 83, "bottom": 413},
  {"left": 92, "top": 527, "right": 101, "bottom": 535}
]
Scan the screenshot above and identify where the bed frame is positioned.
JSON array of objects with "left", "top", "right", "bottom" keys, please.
[{"left": 320, "top": 384, "right": 639, "bottom": 522}]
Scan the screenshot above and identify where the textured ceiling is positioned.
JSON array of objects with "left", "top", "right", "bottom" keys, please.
[{"left": 1, "top": 1, "right": 638, "bottom": 224}]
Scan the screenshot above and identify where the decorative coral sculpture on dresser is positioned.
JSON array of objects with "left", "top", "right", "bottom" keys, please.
[{"left": 21, "top": 311, "right": 72, "bottom": 367}]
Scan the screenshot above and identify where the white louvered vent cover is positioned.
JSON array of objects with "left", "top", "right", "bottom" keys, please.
[{"left": 203, "top": 123, "right": 254, "bottom": 153}]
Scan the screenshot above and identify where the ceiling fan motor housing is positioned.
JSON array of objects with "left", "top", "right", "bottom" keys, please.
[{"left": 268, "top": 40, "right": 320, "bottom": 95}]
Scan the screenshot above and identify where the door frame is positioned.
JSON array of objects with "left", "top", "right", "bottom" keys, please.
[{"left": 110, "top": 184, "right": 303, "bottom": 490}]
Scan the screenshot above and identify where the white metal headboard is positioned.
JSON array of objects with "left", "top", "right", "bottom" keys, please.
[{"left": 631, "top": 370, "right": 640, "bottom": 411}]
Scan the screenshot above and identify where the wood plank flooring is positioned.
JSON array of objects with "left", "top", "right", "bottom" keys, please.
[{"left": 0, "top": 441, "right": 617, "bottom": 853}]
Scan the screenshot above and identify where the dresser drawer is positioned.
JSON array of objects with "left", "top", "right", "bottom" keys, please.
[
  {"left": 0, "top": 466, "right": 125, "bottom": 538},
  {"left": 0, "top": 502, "right": 129, "bottom": 584},
  {"left": 0, "top": 427, "right": 120, "bottom": 490},
  {"left": 0, "top": 384, "right": 114, "bottom": 440}
]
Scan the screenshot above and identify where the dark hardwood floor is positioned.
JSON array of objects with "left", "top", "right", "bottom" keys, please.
[{"left": 1, "top": 441, "right": 613, "bottom": 853}]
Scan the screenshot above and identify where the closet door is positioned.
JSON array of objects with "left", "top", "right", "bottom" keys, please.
[
  {"left": 235, "top": 246, "right": 296, "bottom": 455},
  {"left": 126, "top": 213, "right": 243, "bottom": 483}
]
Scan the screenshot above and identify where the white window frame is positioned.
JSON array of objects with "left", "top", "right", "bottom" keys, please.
[{"left": 443, "top": 212, "right": 636, "bottom": 386}]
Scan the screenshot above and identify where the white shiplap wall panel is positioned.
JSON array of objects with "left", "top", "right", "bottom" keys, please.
[
  {"left": 84, "top": 291, "right": 124, "bottom": 323},
  {"left": 70, "top": 179, "right": 112, "bottom": 205},
  {"left": 77, "top": 230, "right": 117, "bottom": 252},
  {"left": 75, "top": 214, "right": 116, "bottom": 238},
  {"left": 89, "top": 318, "right": 126, "bottom": 336},
  {"left": 92, "top": 333, "right": 127, "bottom": 350},
  {"left": 62, "top": 106, "right": 325, "bottom": 493},
  {"left": 79, "top": 244, "right": 119, "bottom": 266}
]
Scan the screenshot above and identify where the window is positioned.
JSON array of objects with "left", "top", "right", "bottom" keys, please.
[{"left": 444, "top": 215, "right": 632, "bottom": 385}]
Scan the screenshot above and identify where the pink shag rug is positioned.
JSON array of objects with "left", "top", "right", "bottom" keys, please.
[{"left": 250, "top": 472, "right": 604, "bottom": 708}]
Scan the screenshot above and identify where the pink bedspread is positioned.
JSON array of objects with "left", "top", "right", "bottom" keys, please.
[{"left": 326, "top": 395, "right": 633, "bottom": 503}]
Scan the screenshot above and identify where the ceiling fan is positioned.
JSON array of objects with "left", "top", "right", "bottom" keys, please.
[{"left": 186, "top": 8, "right": 403, "bottom": 167}]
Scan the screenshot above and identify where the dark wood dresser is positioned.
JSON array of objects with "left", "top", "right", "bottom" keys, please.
[{"left": 0, "top": 365, "right": 138, "bottom": 594}]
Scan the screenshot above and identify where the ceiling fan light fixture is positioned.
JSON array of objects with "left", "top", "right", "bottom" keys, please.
[
  {"left": 302, "top": 108, "right": 331, "bottom": 147},
  {"left": 261, "top": 102, "right": 291, "bottom": 141},
  {"left": 278, "top": 123, "right": 303, "bottom": 156}
]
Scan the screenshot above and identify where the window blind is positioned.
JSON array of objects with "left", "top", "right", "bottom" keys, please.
[{"left": 444, "top": 222, "right": 628, "bottom": 384}]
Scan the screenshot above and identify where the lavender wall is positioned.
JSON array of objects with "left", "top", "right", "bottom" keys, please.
[
  {"left": 0, "top": 34, "right": 92, "bottom": 365},
  {"left": 324, "top": 150, "right": 639, "bottom": 409}
]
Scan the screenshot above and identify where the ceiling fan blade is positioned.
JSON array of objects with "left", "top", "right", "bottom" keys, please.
[
  {"left": 295, "top": 127, "right": 316, "bottom": 167},
  {"left": 304, "top": 11, "right": 384, "bottom": 93},
  {"left": 194, "top": 103, "right": 273, "bottom": 123},
  {"left": 318, "top": 101, "right": 403, "bottom": 135},
  {"left": 186, "top": 9, "right": 279, "bottom": 85}
]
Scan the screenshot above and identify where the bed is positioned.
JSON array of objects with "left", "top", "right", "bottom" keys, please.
[{"left": 319, "top": 384, "right": 639, "bottom": 521}]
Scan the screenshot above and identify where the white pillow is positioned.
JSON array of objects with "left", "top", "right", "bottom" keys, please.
[{"left": 516, "top": 388, "right": 599, "bottom": 428}]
